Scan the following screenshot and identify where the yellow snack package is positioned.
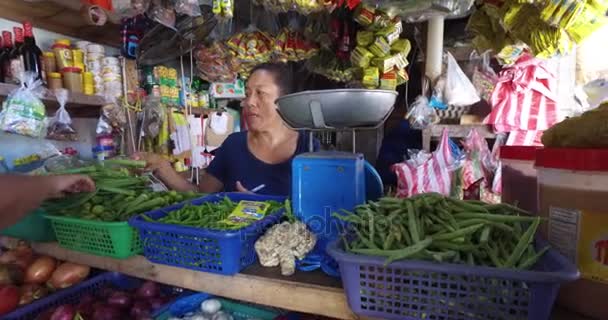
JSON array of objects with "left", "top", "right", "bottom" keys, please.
[
  {"left": 391, "top": 38, "right": 411, "bottom": 55},
  {"left": 368, "top": 37, "right": 391, "bottom": 57},
  {"left": 379, "top": 70, "right": 397, "bottom": 90},
  {"left": 565, "top": 3, "right": 608, "bottom": 43},
  {"left": 351, "top": 46, "right": 374, "bottom": 68},
  {"left": 396, "top": 67, "right": 409, "bottom": 85},
  {"left": 354, "top": 4, "right": 375, "bottom": 26},
  {"left": 356, "top": 31, "right": 374, "bottom": 46},
  {"left": 362, "top": 67, "right": 379, "bottom": 88}
]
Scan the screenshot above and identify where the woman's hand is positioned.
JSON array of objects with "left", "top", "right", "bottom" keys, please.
[
  {"left": 132, "top": 152, "right": 171, "bottom": 173},
  {"left": 235, "top": 181, "right": 252, "bottom": 194},
  {"left": 43, "top": 175, "right": 96, "bottom": 199}
]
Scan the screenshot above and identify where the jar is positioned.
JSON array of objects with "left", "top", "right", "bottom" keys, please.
[
  {"left": 86, "top": 44, "right": 105, "bottom": 54},
  {"left": 61, "top": 67, "right": 83, "bottom": 93},
  {"left": 43, "top": 52, "right": 56, "bottom": 74},
  {"left": 47, "top": 72, "right": 62, "bottom": 90},
  {"left": 52, "top": 39, "right": 73, "bottom": 69},
  {"left": 72, "top": 49, "right": 85, "bottom": 70},
  {"left": 536, "top": 148, "right": 608, "bottom": 320},
  {"left": 83, "top": 72, "right": 94, "bottom": 95},
  {"left": 500, "top": 146, "right": 539, "bottom": 213}
]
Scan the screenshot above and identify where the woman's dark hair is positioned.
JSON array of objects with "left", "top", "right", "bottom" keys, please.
[{"left": 250, "top": 62, "right": 294, "bottom": 96}]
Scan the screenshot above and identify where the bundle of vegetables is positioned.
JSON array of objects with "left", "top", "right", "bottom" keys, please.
[
  {"left": 34, "top": 280, "right": 177, "bottom": 320},
  {"left": 142, "top": 197, "right": 285, "bottom": 230},
  {"left": 334, "top": 193, "right": 549, "bottom": 269},
  {"left": 0, "top": 242, "right": 90, "bottom": 316},
  {"left": 43, "top": 160, "right": 203, "bottom": 222}
]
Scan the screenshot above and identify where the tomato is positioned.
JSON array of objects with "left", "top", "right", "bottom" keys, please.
[{"left": 0, "top": 285, "right": 20, "bottom": 315}]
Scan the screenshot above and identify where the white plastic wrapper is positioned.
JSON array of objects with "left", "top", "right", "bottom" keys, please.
[
  {"left": 0, "top": 72, "right": 47, "bottom": 138},
  {"left": 175, "top": 0, "right": 201, "bottom": 16},
  {"left": 444, "top": 52, "right": 480, "bottom": 107},
  {"left": 406, "top": 95, "right": 439, "bottom": 129},
  {"left": 47, "top": 89, "right": 77, "bottom": 141}
]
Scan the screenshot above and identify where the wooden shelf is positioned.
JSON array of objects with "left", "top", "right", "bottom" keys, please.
[
  {"left": 0, "top": 83, "right": 106, "bottom": 117},
  {"left": 17, "top": 240, "right": 594, "bottom": 320},
  {"left": 0, "top": 0, "right": 120, "bottom": 47},
  {"left": 422, "top": 124, "right": 496, "bottom": 151}
]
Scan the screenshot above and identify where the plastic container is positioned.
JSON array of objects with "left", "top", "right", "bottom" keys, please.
[
  {"left": 42, "top": 51, "right": 56, "bottom": 73},
  {"left": 129, "top": 193, "right": 285, "bottom": 275},
  {"left": 1, "top": 209, "right": 55, "bottom": 242},
  {"left": 3, "top": 272, "right": 187, "bottom": 320},
  {"left": 155, "top": 293, "right": 282, "bottom": 320},
  {"left": 536, "top": 148, "right": 608, "bottom": 320},
  {"left": 327, "top": 237, "right": 579, "bottom": 320},
  {"left": 52, "top": 39, "right": 72, "bottom": 69},
  {"left": 72, "top": 49, "right": 85, "bottom": 70},
  {"left": 44, "top": 214, "right": 141, "bottom": 259},
  {"left": 86, "top": 44, "right": 105, "bottom": 54},
  {"left": 500, "top": 146, "right": 539, "bottom": 213},
  {"left": 61, "top": 67, "right": 83, "bottom": 93},
  {"left": 47, "top": 72, "right": 62, "bottom": 90}
]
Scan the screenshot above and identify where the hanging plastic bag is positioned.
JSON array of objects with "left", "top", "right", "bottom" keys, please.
[
  {"left": 175, "top": 0, "right": 201, "bottom": 16},
  {"left": 392, "top": 129, "right": 462, "bottom": 198},
  {"left": 406, "top": 95, "right": 439, "bottom": 129},
  {"left": 0, "top": 72, "right": 46, "bottom": 138},
  {"left": 142, "top": 96, "right": 165, "bottom": 138},
  {"left": 47, "top": 89, "right": 77, "bottom": 141},
  {"left": 148, "top": 0, "right": 176, "bottom": 29},
  {"left": 471, "top": 50, "right": 498, "bottom": 101},
  {"left": 444, "top": 52, "right": 480, "bottom": 107}
]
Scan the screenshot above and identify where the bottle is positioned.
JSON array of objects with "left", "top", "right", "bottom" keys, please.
[
  {"left": 1, "top": 31, "right": 14, "bottom": 83},
  {"left": 9, "top": 27, "right": 24, "bottom": 83},
  {"left": 21, "top": 21, "right": 43, "bottom": 83}
]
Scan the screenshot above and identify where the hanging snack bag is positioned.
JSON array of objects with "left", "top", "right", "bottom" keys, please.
[
  {"left": 0, "top": 72, "right": 46, "bottom": 138},
  {"left": 47, "top": 88, "right": 77, "bottom": 141}
]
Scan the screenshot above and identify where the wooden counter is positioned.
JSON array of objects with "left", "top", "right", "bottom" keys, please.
[{"left": 23, "top": 241, "right": 593, "bottom": 320}]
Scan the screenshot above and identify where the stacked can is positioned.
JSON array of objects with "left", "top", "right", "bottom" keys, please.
[
  {"left": 102, "top": 57, "right": 122, "bottom": 98},
  {"left": 86, "top": 44, "right": 105, "bottom": 95}
]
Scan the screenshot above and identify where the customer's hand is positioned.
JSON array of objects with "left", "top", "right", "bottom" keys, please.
[
  {"left": 236, "top": 181, "right": 253, "bottom": 194},
  {"left": 132, "top": 152, "right": 171, "bottom": 173},
  {"left": 44, "top": 175, "right": 96, "bottom": 199}
]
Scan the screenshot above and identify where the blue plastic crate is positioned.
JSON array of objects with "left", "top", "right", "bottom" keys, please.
[
  {"left": 129, "top": 193, "right": 285, "bottom": 275},
  {"left": 3, "top": 272, "right": 187, "bottom": 320}
]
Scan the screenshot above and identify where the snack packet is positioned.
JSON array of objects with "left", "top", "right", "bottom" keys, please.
[{"left": 47, "top": 89, "right": 77, "bottom": 141}]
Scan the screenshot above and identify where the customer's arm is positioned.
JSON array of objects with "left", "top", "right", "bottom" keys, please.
[
  {"left": 0, "top": 175, "right": 95, "bottom": 228},
  {"left": 133, "top": 153, "right": 223, "bottom": 193}
]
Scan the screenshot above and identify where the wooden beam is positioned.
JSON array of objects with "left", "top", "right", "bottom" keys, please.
[{"left": 0, "top": 0, "right": 120, "bottom": 47}]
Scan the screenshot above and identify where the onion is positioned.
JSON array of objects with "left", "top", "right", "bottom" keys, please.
[
  {"left": 0, "top": 264, "right": 24, "bottom": 286},
  {"left": 76, "top": 293, "right": 96, "bottom": 318},
  {"left": 92, "top": 304, "right": 123, "bottom": 320},
  {"left": 136, "top": 281, "right": 160, "bottom": 298},
  {"left": 48, "top": 262, "right": 90, "bottom": 289},
  {"left": 25, "top": 256, "right": 56, "bottom": 284},
  {"left": 108, "top": 291, "right": 132, "bottom": 309},
  {"left": 130, "top": 300, "right": 151, "bottom": 319},
  {"left": 49, "top": 304, "right": 76, "bottom": 320}
]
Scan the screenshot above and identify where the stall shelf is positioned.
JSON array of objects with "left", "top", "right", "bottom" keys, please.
[{"left": 3, "top": 238, "right": 592, "bottom": 320}]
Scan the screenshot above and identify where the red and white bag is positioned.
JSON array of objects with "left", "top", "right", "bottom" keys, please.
[
  {"left": 392, "top": 129, "right": 458, "bottom": 198},
  {"left": 484, "top": 54, "right": 559, "bottom": 146}
]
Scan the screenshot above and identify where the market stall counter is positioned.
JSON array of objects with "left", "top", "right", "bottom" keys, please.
[{"left": 2, "top": 237, "right": 594, "bottom": 320}]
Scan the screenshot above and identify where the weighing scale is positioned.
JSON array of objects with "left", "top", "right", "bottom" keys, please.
[{"left": 276, "top": 89, "right": 398, "bottom": 276}]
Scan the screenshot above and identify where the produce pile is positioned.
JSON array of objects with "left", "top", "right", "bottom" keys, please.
[
  {"left": 43, "top": 160, "right": 203, "bottom": 222},
  {"left": 0, "top": 242, "right": 90, "bottom": 316},
  {"left": 34, "top": 280, "right": 177, "bottom": 320},
  {"left": 334, "top": 193, "right": 549, "bottom": 269},
  {"left": 168, "top": 298, "right": 235, "bottom": 320},
  {"left": 142, "top": 197, "right": 285, "bottom": 230}
]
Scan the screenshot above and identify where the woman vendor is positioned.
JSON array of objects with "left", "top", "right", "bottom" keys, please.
[{"left": 135, "top": 63, "right": 317, "bottom": 196}]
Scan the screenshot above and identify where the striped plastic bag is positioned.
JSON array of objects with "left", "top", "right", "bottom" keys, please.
[{"left": 391, "top": 129, "right": 461, "bottom": 198}]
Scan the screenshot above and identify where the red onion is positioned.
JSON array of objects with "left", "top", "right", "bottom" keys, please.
[
  {"left": 136, "top": 281, "right": 160, "bottom": 298},
  {"left": 108, "top": 291, "right": 132, "bottom": 309},
  {"left": 49, "top": 305, "right": 75, "bottom": 320}
]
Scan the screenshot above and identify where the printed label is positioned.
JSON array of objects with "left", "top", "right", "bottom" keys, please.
[{"left": 550, "top": 206, "right": 608, "bottom": 284}]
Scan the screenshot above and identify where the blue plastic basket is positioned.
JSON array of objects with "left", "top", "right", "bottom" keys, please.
[
  {"left": 3, "top": 272, "right": 187, "bottom": 320},
  {"left": 327, "top": 238, "right": 579, "bottom": 320},
  {"left": 129, "top": 193, "right": 285, "bottom": 275}
]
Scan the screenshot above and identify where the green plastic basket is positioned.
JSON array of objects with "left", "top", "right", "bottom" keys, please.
[
  {"left": 218, "top": 298, "right": 281, "bottom": 320},
  {"left": 1, "top": 209, "right": 55, "bottom": 242},
  {"left": 44, "top": 214, "right": 141, "bottom": 259}
]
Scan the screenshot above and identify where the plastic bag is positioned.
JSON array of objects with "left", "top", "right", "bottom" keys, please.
[
  {"left": 142, "top": 96, "right": 165, "bottom": 138},
  {"left": 406, "top": 96, "right": 439, "bottom": 129},
  {"left": 148, "top": 0, "right": 176, "bottom": 29},
  {"left": 392, "top": 129, "right": 461, "bottom": 198},
  {"left": 0, "top": 72, "right": 46, "bottom": 138},
  {"left": 47, "top": 89, "right": 77, "bottom": 141},
  {"left": 444, "top": 52, "right": 480, "bottom": 107},
  {"left": 175, "top": 0, "right": 201, "bottom": 16},
  {"left": 113, "top": 0, "right": 150, "bottom": 18},
  {"left": 471, "top": 50, "right": 498, "bottom": 101}
]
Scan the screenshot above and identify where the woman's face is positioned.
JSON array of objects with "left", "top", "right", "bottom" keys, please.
[{"left": 242, "top": 70, "right": 283, "bottom": 132}]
